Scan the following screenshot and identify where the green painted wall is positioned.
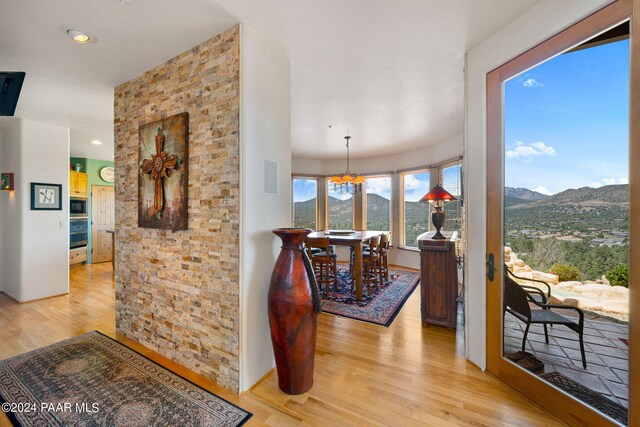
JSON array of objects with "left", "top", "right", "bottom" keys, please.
[
  {"left": 70, "top": 157, "right": 114, "bottom": 264},
  {"left": 70, "top": 157, "right": 87, "bottom": 172}
]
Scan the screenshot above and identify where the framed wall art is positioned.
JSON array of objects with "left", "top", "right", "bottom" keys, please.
[{"left": 31, "top": 182, "right": 62, "bottom": 210}]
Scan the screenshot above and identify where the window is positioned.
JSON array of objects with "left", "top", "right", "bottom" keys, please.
[
  {"left": 401, "top": 170, "right": 430, "bottom": 248},
  {"left": 327, "top": 182, "right": 353, "bottom": 230},
  {"left": 441, "top": 164, "right": 462, "bottom": 232},
  {"left": 366, "top": 176, "right": 391, "bottom": 234},
  {"left": 292, "top": 178, "right": 317, "bottom": 229}
]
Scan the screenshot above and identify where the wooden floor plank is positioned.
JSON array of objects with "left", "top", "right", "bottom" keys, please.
[{"left": 0, "top": 263, "right": 565, "bottom": 426}]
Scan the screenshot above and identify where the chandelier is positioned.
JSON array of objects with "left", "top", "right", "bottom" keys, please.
[{"left": 329, "top": 135, "right": 364, "bottom": 195}]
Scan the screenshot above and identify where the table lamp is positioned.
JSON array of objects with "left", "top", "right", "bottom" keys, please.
[{"left": 420, "top": 185, "right": 457, "bottom": 239}]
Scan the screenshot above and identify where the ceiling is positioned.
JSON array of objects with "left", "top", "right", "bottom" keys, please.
[
  {"left": 1, "top": 0, "right": 541, "bottom": 161},
  {"left": 0, "top": 0, "right": 238, "bottom": 160}
]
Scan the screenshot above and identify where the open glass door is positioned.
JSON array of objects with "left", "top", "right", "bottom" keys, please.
[{"left": 486, "top": 1, "right": 638, "bottom": 425}]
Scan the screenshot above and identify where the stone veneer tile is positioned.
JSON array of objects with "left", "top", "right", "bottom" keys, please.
[{"left": 114, "top": 25, "right": 241, "bottom": 392}]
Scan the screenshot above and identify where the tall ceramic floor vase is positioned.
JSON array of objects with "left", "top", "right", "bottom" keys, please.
[{"left": 268, "top": 228, "right": 321, "bottom": 394}]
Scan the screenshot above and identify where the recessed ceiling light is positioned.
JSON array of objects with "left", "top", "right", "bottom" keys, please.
[
  {"left": 91, "top": 140, "right": 103, "bottom": 145},
  {"left": 68, "top": 30, "right": 90, "bottom": 43},
  {"left": 60, "top": 26, "right": 97, "bottom": 44}
]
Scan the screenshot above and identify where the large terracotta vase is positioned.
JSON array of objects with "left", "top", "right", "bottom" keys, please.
[{"left": 268, "top": 228, "right": 320, "bottom": 394}]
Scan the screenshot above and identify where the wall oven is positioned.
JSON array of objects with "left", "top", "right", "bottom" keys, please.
[
  {"left": 70, "top": 197, "right": 88, "bottom": 217},
  {"left": 70, "top": 218, "right": 88, "bottom": 249}
]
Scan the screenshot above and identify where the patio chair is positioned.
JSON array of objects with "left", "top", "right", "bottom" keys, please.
[
  {"left": 504, "top": 273, "right": 587, "bottom": 369},
  {"left": 505, "top": 266, "right": 551, "bottom": 304}
]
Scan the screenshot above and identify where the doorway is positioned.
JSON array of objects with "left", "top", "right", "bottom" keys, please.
[
  {"left": 486, "top": 0, "right": 638, "bottom": 425},
  {"left": 91, "top": 185, "right": 115, "bottom": 264}
]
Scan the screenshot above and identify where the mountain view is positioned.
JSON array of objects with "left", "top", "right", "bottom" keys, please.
[
  {"left": 505, "top": 184, "right": 629, "bottom": 283},
  {"left": 294, "top": 193, "right": 462, "bottom": 247},
  {"left": 504, "top": 187, "right": 547, "bottom": 207},
  {"left": 505, "top": 184, "right": 628, "bottom": 238}
]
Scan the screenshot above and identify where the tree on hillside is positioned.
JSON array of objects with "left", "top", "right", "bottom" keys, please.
[{"left": 524, "top": 238, "right": 566, "bottom": 272}]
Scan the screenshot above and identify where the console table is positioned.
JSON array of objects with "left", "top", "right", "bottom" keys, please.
[{"left": 418, "top": 231, "right": 458, "bottom": 328}]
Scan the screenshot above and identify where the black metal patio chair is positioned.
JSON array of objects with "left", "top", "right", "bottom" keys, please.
[
  {"left": 504, "top": 273, "right": 587, "bottom": 369},
  {"left": 506, "top": 266, "right": 551, "bottom": 304}
]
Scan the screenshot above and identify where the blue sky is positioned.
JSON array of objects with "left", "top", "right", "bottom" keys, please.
[
  {"left": 366, "top": 177, "right": 392, "bottom": 200},
  {"left": 504, "top": 37, "right": 629, "bottom": 195},
  {"left": 402, "top": 171, "right": 430, "bottom": 202},
  {"left": 293, "top": 176, "right": 396, "bottom": 202},
  {"left": 292, "top": 178, "right": 318, "bottom": 202}
]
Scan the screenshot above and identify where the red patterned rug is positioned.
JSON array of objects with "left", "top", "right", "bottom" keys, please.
[
  {"left": 0, "top": 331, "right": 251, "bottom": 426},
  {"left": 320, "top": 268, "right": 420, "bottom": 326}
]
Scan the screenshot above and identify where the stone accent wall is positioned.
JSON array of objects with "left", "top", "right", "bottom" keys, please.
[{"left": 114, "top": 25, "right": 240, "bottom": 392}]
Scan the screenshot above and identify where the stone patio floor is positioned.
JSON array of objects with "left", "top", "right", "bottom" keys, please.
[{"left": 504, "top": 312, "right": 629, "bottom": 408}]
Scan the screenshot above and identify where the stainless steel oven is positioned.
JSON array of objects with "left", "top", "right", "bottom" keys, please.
[
  {"left": 70, "top": 197, "right": 88, "bottom": 217},
  {"left": 70, "top": 217, "right": 88, "bottom": 248}
]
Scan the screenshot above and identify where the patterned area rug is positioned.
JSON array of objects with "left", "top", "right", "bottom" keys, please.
[
  {"left": 540, "top": 372, "right": 627, "bottom": 424},
  {"left": 320, "top": 268, "right": 420, "bottom": 326},
  {"left": 0, "top": 331, "right": 251, "bottom": 427}
]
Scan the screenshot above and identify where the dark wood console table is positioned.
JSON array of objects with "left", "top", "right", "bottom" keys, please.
[{"left": 418, "top": 231, "right": 458, "bottom": 328}]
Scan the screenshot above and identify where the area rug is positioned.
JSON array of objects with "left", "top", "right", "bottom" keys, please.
[
  {"left": 320, "top": 268, "right": 419, "bottom": 326},
  {"left": 0, "top": 331, "right": 251, "bottom": 427},
  {"left": 540, "top": 372, "right": 627, "bottom": 424}
]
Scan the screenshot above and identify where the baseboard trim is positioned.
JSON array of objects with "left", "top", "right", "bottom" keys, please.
[{"left": 0, "top": 291, "right": 70, "bottom": 304}]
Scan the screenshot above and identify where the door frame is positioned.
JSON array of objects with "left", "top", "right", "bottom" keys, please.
[{"left": 486, "top": 0, "right": 638, "bottom": 425}]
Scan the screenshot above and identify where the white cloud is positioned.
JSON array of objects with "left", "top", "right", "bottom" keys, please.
[
  {"left": 588, "top": 177, "right": 628, "bottom": 188},
  {"left": 531, "top": 141, "right": 555, "bottom": 156},
  {"left": 365, "top": 177, "right": 391, "bottom": 196},
  {"left": 506, "top": 141, "right": 556, "bottom": 160},
  {"left": 602, "top": 177, "right": 628, "bottom": 186},
  {"left": 404, "top": 189, "right": 428, "bottom": 202},
  {"left": 534, "top": 186, "right": 554, "bottom": 196},
  {"left": 403, "top": 174, "right": 424, "bottom": 190},
  {"left": 523, "top": 78, "right": 543, "bottom": 88}
]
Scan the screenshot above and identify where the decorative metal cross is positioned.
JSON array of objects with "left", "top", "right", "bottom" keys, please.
[{"left": 141, "top": 127, "right": 178, "bottom": 217}]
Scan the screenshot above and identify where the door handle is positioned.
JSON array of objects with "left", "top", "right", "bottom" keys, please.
[{"left": 486, "top": 253, "right": 496, "bottom": 281}]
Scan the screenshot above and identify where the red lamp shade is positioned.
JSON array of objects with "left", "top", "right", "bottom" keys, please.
[{"left": 420, "top": 185, "right": 457, "bottom": 203}]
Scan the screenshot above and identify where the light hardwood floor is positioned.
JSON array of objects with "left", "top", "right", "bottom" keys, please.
[{"left": 0, "top": 263, "right": 564, "bottom": 426}]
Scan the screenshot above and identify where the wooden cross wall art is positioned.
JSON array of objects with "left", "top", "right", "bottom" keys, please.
[{"left": 138, "top": 113, "right": 189, "bottom": 230}]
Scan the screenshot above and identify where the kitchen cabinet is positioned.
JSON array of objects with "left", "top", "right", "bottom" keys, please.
[
  {"left": 70, "top": 246, "right": 88, "bottom": 266},
  {"left": 70, "top": 170, "right": 88, "bottom": 198}
]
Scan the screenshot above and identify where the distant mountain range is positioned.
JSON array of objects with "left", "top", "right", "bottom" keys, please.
[
  {"left": 505, "top": 184, "right": 629, "bottom": 233},
  {"left": 505, "top": 185, "right": 628, "bottom": 207},
  {"left": 526, "top": 184, "right": 628, "bottom": 206},
  {"left": 505, "top": 187, "right": 548, "bottom": 201},
  {"left": 294, "top": 192, "right": 461, "bottom": 245},
  {"left": 504, "top": 187, "right": 548, "bottom": 207}
]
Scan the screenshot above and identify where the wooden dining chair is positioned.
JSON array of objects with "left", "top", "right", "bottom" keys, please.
[
  {"left": 379, "top": 233, "right": 390, "bottom": 283},
  {"left": 354, "top": 235, "right": 381, "bottom": 296},
  {"left": 306, "top": 237, "right": 338, "bottom": 297}
]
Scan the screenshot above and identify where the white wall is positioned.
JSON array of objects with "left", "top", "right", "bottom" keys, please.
[
  {"left": 464, "top": 0, "right": 611, "bottom": 369},
  {"left": 0, "top": 118, "right": 70, "bottom": 302},
  {"left": 20, "top": 119, "right": 70, "bottom": 301},
  {"left": 239, "top": 24, "right": 291, "bottom": 392},
  {"left": 293, "top": 134, "right": 462, "bottom": 176},
  {"left": 292, "top": 134, "right": 463, "bottom": 270}
]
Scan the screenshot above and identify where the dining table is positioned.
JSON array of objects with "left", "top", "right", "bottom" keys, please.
[{"left": 306, "top": 230, "right": 388, "bottom": 300}]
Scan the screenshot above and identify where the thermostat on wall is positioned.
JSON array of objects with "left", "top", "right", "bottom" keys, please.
[{"left": 100, "top": 166, "right": 115, "bottom": 183}]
